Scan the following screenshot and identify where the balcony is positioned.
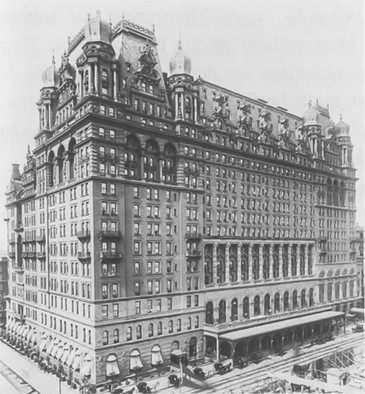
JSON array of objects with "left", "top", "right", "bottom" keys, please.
[
  {"left": 77, "top": 251, "right": 91, "bottom": 261},
  {"left": 99, "top": 230, "right": 122, "bottom": 239},
  {"left": 14, "top": 223, "right": 24, "bottom": 232},
  {"left": 76, "top": 230, "right": 91, "bottom": 240},
  {"left": 100, "top": 251, "right": 122, "bottom": 262},
  {"left": 36, "top": 235, "right": 46, "bottom": 243},
  {"left": 37, "top": 251, "right": 46, "bottom": 259},
  {"left": 186, "top": 250, "right": 202, "bottom": 259},
  {"left": 185, "top": 232, "right": 202, "bottom": 240}
]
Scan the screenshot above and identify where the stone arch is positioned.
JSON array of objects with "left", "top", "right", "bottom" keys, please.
[
  {"left": 125, "top": 134, "right": 142, "bottom": 178},
  {"left": 264, "top": 294, "right": 271, "bottom": 315},
  {"left": 243, "top": 296, "right": 250, "bottom": 318},
  {"left": 48, "top": 150, "right": 55, "bottom": 187},
  {"left": 206, "top": 302, "right": 214, "bottom": 324},
  {"left": 218, "top": 299, "right": 226, "bottom": 323},
  {"left": 231, "top": 298, "right": 238, "bottom": 321},
  {"left": 283, "top": 291, "right": 289, "bottom": 311},
  {"left": 274, "top": 292, "right": 280, "bottom": 313},
  {"left": 301, "top": 289, "right": 307, "bottom": 308},
  {"left": 162, "top": 143, "right": 177, "bottom": 184},
  {"left": 68, "top": 138, "right": 76, "bottom": 180},
  {"left": 57, "top": 144, "right": 65, "bottom": 184},
  {"left": 254, "top": 295, "right": 260, "bottom": 316}
]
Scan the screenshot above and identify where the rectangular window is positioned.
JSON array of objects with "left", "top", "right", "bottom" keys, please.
[
  {"left": 102, "top": 305, "right": 108, "bottom": 319},
  {"left": 113, "top": 304, "right": 119, "bottom": 318},
  {"left": 135, "top": 301, "right": 141, "bottom": 315},
  {"left": 167, "top": 298, "right": 172, "bottom": 310}
]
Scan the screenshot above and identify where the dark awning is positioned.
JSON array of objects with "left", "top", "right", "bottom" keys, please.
[{"left": 220, "top": 311, "right": 345, "bottom": 342}]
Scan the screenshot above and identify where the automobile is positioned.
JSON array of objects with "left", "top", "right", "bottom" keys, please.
[
  {"left": 233, "top": 357, "right": 248, "bottom": 369},
  {"left": 193, "top": 367, "right": 205, "bottom": 379},
  {"left": 214, "top": 361, "right": 232, "bottom": 374},
  {"left": 352, "top": 323, "right": 364, "bottom": 333}
]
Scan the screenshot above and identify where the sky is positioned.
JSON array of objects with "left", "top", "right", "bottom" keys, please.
[{"left": 0, "top": 0, "right": 364, "bottom": 253}]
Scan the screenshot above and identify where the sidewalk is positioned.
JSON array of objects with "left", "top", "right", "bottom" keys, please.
[{"left": 0, "top": 339, "right": 76, "bottom": 394}]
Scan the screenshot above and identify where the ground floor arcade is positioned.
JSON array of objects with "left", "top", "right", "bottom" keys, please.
[{"left": 205, "top": 311, "right": 345, "bottom": 363}]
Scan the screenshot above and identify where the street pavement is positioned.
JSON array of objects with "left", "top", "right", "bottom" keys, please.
[{"left": 0, "top": 339, "right": 76, "bottom": 394}]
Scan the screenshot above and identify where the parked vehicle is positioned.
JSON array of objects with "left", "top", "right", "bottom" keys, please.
[
  {"left": 193, "top": 367, "right": 205, "bottom": 379},
  {"left": 233, "top": 357, "right": 248, "bottom": 369},
  {"left": 214, "top": 361, "right": 232, "bottom": 374}
]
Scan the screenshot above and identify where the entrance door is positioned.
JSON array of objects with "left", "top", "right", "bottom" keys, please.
[{"left": 189, "top": 337, "right": 197, "bottom": 358}]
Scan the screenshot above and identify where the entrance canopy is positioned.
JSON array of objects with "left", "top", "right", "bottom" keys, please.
[
  {"left": 350, "top": 308, "right": 365, "bottom": 316},
  {"left": 220, "top": 311, "right": 344, "bottom": 342}
]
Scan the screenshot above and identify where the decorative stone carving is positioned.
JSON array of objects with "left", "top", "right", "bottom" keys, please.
[
  {"left": 237, "top": 103, "right": 252, "bottom": 136},
  {"left": 212, "top": 92, "right": 230, "bottom": 130},
  {"left": 278, "top": 118, "right": 290, "bottom": 148},
  {"left": 137, "top": 40, "right": 158, "bottom": 78},
  {"left": 295, "top": 125, "right": 310, "bottom": 153},
  {"left": 258, "top": 111, "right": 272, "bottom": 143}
]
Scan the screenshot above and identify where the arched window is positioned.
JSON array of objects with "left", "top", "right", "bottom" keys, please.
[
  {"left": 127, "top": 326, "right": 132, "bottom": 341},
  {"left": 273, "top": 247, "right": 279, "bottom": 278},
  {"left": 106, "top": 354, "right": 120, "bottom": 378},
  {"left": 253, "top": 248, "right": 260, "bottom": 280},
  {"left": 102, "top": 330, "right": 109, "bottom": 345},
  {"left": 157, "top": 322, "right": 162, "bottom": 335},
  {"left": 291, "top": 246, "right": 297, "bottom": 277},
  {"left": 319, "top": 283, "right": 325, "bottom": 303},
  {"left": 57, "top": 145, "right": 65, "bottom": 184},
  {"left": 144, "top": 139, "right": 160, "bottom": 181},
  {"left": 218, "top": 300, "right": 226, "bottom": 323},
  {"left": 282, "top": 246, "right": 288, "bottom": 278},
  {"left": 231, "top": 298, "right": 238, "bottom": 321},
  {"left": 243, "top": 297, "right": 249, "bottom": 318},
  {"left": 148, "top": 323, "right": 154, "bottom": 337},
  {"left": 335, "top": 282, "right": 340, "bottom": 299},
  {"left": 68, "top": 138, "right": 76, "bottom": 180},
  {"left": 125, "top": 135, "right": 141, "bottom": 179},
  {"left": 263, "top": 249, "right": 269, "bottom": 279},
  {"left": 241, "top": 245, "right": 249, "bottom": 281},
  {"left": 300, "top": 246, "right": 305, "bottom": 276},
  {"left": 309, "top": 288, "right": 314, "bottom": 306},
  {"left": 162, "top": 143, "right": 177, "bottom": 184},
  {"left": 129, "top": 349, "right": 142, "bottom": 372},
  {"left": 264, "top": 294, "right": 271, "bottom": 315},
  {"left": 101, "top": 70, "right": 109, "bottom": 94},
  {"left": 136, "top": 325, "right": 142, "bottom": 339},
  {"left": 206, "top": 302, "right": 214, "bottom": 324},
  {"left": 168, "top": 320, "right": 173, "bottom": 333},
  {"left": 283, "top": 291, "right": 289, "bottom": 311},
  {"left": 151, "top": 345, "right": 163, "bottom": 366},
  {"left": 113, "top": 329, "right": 119, "bottom": 343},
  {"left": 327, "top": 282, "right": 332, "bottom": 301},
  {"left": 274, "top": 293, "right": 280, "bottom": 313},
  {"left": 349, "top": 280, "right": 354, "bottom": 297},
  {"left": 293, "top": 290, "right": 298, "bottom": 309},
  {"left": 327, "top": 179, "right": 333, "bottom": 205},
  {"left": 254, "top": 295, "right": 260, "bottom": 316},
  {"left": 301, "top": 289, "right": 306, "bottom": 308},
  {"left": 48, "top": 151, "right": 55, "bottom": 187},
  {"left": 333, "top": 180, "right": 339, "bottom": 206}
]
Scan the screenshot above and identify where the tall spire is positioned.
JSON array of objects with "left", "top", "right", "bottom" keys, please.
[{"left": 178, "top": 31, "right": 182, "bottom": 50}]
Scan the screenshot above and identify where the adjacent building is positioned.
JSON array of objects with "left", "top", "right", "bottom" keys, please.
[
  {"left": 4, "top": 12, "right": 363, "bottom": 388},
  {"left": 0, "top": 256, "right": 8, "bottom": 333}
]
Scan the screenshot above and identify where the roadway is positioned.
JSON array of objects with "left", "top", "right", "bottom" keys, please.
[{"left": 0, "top": 339, "right": 76, "bottom": 394}]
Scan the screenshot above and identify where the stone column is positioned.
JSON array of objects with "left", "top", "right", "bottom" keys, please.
[
  {"left": 248, "top": 243, "right": 253, "bottom": 281},
  {"left": 213, "top": 243, "right": 218, "bottom": 286},
  {"left": 269, "top": 243, "right": 274, "bottom": 279},
  {"left": 259, "top": 243, "right": 263, "bottom": 280},
  {"left": 279, "top": 243, "right": 283, "bottom": 279},
  {"left": 288, "top": 243, "right": 292, "bottom": 278},
  {"left": 181, "top": 92, "right": 185, "bottom": 119},
  {"left": 194, "top": 96, "right": 198, "bottom": 123},
  {"left": 79, "top": 70, "right": 84, "bottom": 98},
  {"left": 113, "top": 69, "right": 117, "bottom": 99},
  {"left": 237, "top": 243, "right": 242, "bottom": 282},
  {"left": 89, "top": 64, "right": 93, "bottom": 93},
  {"left": 225, "top": 243, "right": 230, "bottom": 283},
  {"left": 175, "top": 93, "right": 179, "bottom": 120},
  {"left": 304, "top": 244, "right": 308, "bottom": 276},
  {"left": 94, "top": 63, "right": 98, "bottom": 94}
]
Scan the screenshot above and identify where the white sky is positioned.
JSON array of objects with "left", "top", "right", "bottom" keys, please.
[{"left": 0, "top": 0, "right": 363, "bottom": 253}]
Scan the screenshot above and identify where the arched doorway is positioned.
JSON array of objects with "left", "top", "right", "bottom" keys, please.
[
  {"left": 206, "top": 302, "right": 214, "bottom": 324},
  {"left": 220, "top": 341, "right": 231, "bottom": 359},
  {"left": 231, "top": 298, "right": 238, "bottom": 321},
  {"left": 218, "top": 300, "right": 226, "bottom": 323},
  {"left": 189, "top": 337, "right": 197, "bottom": 359}
]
